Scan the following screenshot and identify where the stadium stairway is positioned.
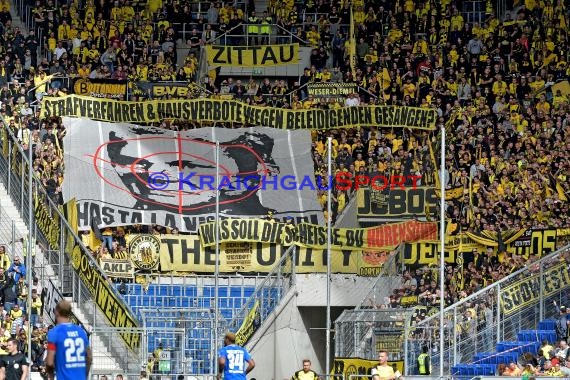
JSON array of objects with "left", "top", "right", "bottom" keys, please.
[
  {"left": 0, "top": 183, "right": 121, "bottom": 372},
  {"left": 451, "top": 320, "right": 558, "bottom": 378}
]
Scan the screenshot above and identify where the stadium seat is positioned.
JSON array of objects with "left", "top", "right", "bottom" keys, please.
[
  {"left": 185, "top": 286, "right": 197, "bottom": 297},
  {"left": 230, "top": 287, "right": 243, "bottom": 298},
  {"left": 538, "top": 320, "right": 557, "bottom": 331},
  {"left": 244, "top": 287, "right": 255, "bottom": 297}
]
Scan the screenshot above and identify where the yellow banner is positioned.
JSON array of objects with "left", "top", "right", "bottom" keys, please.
[
  {"left": 141, "top": 234, "right": 391, "bottom": 276},
  {"left": 399, "top": 295, "right": 419, "bottom": 307},
  {"left": 500, "top": 263, "right": 570, "bottom": 315},
  {"left": 403, "top": 229, "right": 559, "bottom": 265},
  {"left": 199, "top": 219, "right": 437, "bottom": 251},
  {"left": 35, "top": 192, "right": 60, "bottom": 250},
  {"left": 357, "top": 187, "right": 439, "bottom": 218},
  {"left": 40, "top": 95, "right": 437, "bottom": 130},
  {"left": 1, "top": 127, "right": 7, "bottom": 157},
  {"left": 235, "top": 300, "right": 260, "bottom": 346},
  {"left": 331, "top": 358, "right": 404, "bottom": 378},
  {"left": 64, "top": 200, "right": 140, "bottom": 351},
  {"left": 206, "top": 44, "right": 299, "bottom": 66}
]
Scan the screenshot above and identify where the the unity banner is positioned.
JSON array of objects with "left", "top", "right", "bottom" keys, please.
[
  {"left": 206, "top": 44, "right": 299, "bottom": 66},
  {"left": 40, "top": 95, "right": 437, "bottom": 130},
  {"left": 62, "top": 118, "right": 324, "bottom": 233},
  {"left": 199, "top": 218, "right": 437, "bottom": 251}
]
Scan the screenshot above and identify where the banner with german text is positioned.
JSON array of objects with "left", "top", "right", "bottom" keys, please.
[
  {"left": 199, "top": 219, "right": 437, "bottom": 250},
  {"left": 40, "top": 95, "right": 437, "bottom": 130},
  {"left": 500, "top": 263, "right": 570, "bottom": 315},
  {"left": 62, "top": 118, "right": 323, "bottom": 233}
]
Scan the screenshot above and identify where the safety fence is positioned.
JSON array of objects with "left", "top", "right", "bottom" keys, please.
[
  {"left": 407, "top": 244, "right": 570, "bottom": 375},
  {"left": 0, "top": 120, "right": 142, "bottom": 373},
  {"left": 335, "top": 249, "right": 406, "bottom": 360},
  {"left": 227, "top": 245, "right": 297, "bottom": 336}
]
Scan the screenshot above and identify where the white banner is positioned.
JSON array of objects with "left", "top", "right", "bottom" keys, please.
[{"left": 62, "top": 118, "right": 324, "bottom": 232}]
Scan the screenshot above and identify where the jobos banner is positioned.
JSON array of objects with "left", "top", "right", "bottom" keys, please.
[{"left": 61, "top": 117, "right": 324, "bottom": 233}]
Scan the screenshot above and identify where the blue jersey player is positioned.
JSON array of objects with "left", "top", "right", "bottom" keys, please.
[
  {"left": 217, "top": 332, "right": 255, "bottom": 380},
  {"left": 46, "top": 300, "right": 92, "bottom": 380}
]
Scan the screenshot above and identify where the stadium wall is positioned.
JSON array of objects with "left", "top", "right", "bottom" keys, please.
[{"left": 246, "top": 274, "right": 379, "bottom": 379}]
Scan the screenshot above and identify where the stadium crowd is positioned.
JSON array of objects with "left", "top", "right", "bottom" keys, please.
[
  {"left": 0, "top": 0, "right": 566, "bottom": 377},
  {"left": 2, "top": 0, "right": 570, "bottom": 330},
  {"left": 0, "top": 0, "right": 566, "bottom": 228}
]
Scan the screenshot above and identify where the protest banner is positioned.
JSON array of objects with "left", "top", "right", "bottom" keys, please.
[
  {"left": 40, "top": 95, "right": 438, "bottom": 130},
  {"left": 199, "top": 219, "right": 437, "bottom": 251}
]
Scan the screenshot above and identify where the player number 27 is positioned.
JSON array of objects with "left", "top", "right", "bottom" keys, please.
[{"left": 64, "top": 337, "right": 85, "bottom": 363}]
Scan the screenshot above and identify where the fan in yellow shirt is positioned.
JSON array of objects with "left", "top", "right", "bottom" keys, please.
[{"left": 372, "top": 351, "right": 398, "bottom": 380}]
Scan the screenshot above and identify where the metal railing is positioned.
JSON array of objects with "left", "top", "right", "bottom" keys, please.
[
  {"left": 356, "top": 245, "right": 405, "bottom": 310},
  {"left": 406, "top": 244, "right": 570, "bottom": 375},
  {"left": 227, "top": 245, "right": 297, "bottom": 336},
  {"left": 335, "top": 308, "right": 416, "bottom": 362},
  {"left": 334, "top": 249, "right": 406, "bottom": 360},
  {"left": 0, "top": 121, "right": 142, "bottom": 373},
  {"left": 206, "top": 23, "right": 309, "bottom": 46}
]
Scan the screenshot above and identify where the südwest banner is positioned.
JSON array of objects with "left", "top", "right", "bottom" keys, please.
[
  {"left": 206, "top": 44, "right": 299, "bottom": 67},
  {"left": 72, "top": 78, "right": 127, "bottom": 99},
  {"left": 135, "top": 81, "right": 202, "bottom": 98},
  {"left": 62, "top": 118, "right": 324, "bottom": 233},
  {"left": 500, "top": 263, "right": 570, "bottom": 315},
  {"left": 235, "top": 300, "right": 260, "bottom": 346},
  {"left": 331, "top": 358, "right": 404, "bottom": 379},
  {"left": 402, "top": 229, "right": 559, "bottom": 266},
  {"left": 307, "top": 83, "right": 357, "bottom": 98},
  {"left": 40, "top": 95, "right": 438, "bottom": 130},
  {"left": 199, "top": 219, "right": 437, "bottom": 251},
  {"left": 357, "top": 187, "right": 439, "bottom": 219},
  {"left": 63, "top": 200, "right": 141, "bottom": 351},
  {"left": 134, "top": 234, "right": 393, "bottom": 276}
]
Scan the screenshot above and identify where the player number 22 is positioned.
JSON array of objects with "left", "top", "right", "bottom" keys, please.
[{"left": 64, "top": 337, "right": 85, "bottom": 363}]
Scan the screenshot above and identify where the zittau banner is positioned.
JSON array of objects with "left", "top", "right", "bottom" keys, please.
[
  {"left": 149, "top": 234, "right": 391, "bottom": 276},
  {"left": 199, "top": 219, "right": 437, "bottom": 250},
  {"left": 500, "top": 263, "right": 570, "bottom": 315},
  {"left": 40, "top": 95, "right": 437, "bottom": 130},
  {"left": 206, "top": 44, "right": 299, "bottom": 66}
]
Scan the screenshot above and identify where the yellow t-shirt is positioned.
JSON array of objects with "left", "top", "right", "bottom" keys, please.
[{"left": 372, "top": 365, "right": 395, "bottom": 380}]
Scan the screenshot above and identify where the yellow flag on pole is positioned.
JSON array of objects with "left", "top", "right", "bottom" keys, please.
[{"left": 350, "top": 6, "right": 357, "bottom": 78}]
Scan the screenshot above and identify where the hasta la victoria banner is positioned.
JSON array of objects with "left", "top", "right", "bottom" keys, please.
[{"left": 62, "top": 117, "right": 324, "bottom": 233}]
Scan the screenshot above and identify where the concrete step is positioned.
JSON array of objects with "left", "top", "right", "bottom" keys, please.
[{"left": 70, "top": 302, "right": 123, "bottom": 372}]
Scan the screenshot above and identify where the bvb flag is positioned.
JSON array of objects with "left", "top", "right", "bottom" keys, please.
[{"left": 349, "top": 6, "right": 357, "bottom": 78}]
